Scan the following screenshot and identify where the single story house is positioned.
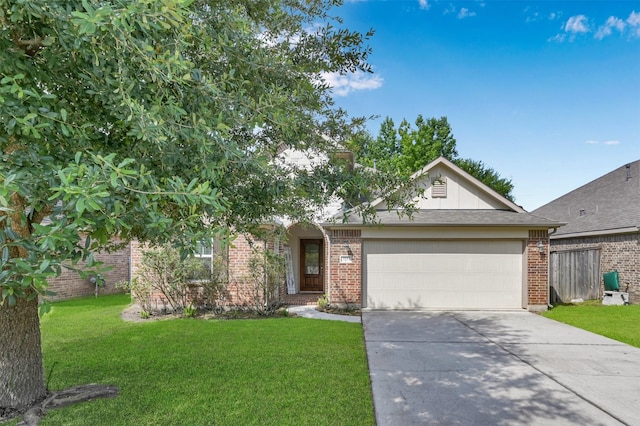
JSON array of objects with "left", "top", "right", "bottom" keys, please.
[
  {"left": 132, "top": 156, "right": 562, "bottom": 312},
  {"left": 533, "top": 160, "right": 639, "bottom": 303}
]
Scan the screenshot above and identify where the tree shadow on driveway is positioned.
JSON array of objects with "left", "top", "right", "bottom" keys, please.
[{"left": 363, "top": 311, "right": 635, "bottom": 426}]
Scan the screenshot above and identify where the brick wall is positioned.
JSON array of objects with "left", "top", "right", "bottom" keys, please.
[
  {"left": 551, "top": 232, "right": 639, "bottom": 302},
  {"left": 328, "top": 229, "right": 362, "bottom": 306},
  {"left": 224, "top": 234, "right": 268, "bottom": 306},
  {"left": 46, "top": 242, "right": 130, "bottom": 301},
  {"left": 131, "top": 235, "right": 275, "bottom": 310},
  {"left": 527, "top": 230, "right": 549, "bottom": 310}
]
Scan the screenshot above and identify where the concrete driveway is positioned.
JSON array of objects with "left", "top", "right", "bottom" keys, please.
[{"left": 363, "top": 311, "right": 640, "bottom": 425}]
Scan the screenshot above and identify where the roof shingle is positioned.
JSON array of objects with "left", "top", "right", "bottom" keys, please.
[
  {"left": 532, "top": 160, "right": 640, "bottom": 237},
  {"left": 326, "top": 209, "right": 562, "bottom": 228}
]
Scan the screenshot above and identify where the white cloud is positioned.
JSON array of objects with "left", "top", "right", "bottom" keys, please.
[
  {"left": 458, "top": 8, "right": 476, "bottom": 19},
  {"left": 628, "top": 11, "right": 640, "bottom": 26},
  {"left": 418, "top": 0, "right": 430, "bottom": 10},
  {"left": 321, "top": 71, "right": 383, "bottom": 97},
  {"left": 547, "top": 33, "right": 565, "bottom": 42},
  {"left": 628, "top": 11, "right": 640, "bottom": 37},
  {"left": 525, "top": 11, "right": 539, "bottom": 23},
  {"left": 549, "top": 14, "right": 590, "bottom": 42},
  {"left": 608, "top": 16, "right": 626, "bottom": 32},
  {"left": 595, "top": 16, "right": 626, "bottom": 39},
  {"left": 551, "top": 11, "right": 640, "bottom": 42},
  {"left": 564, "top": 15, "right": 589, "bottom": 33},
  {"left": 584, "top": 140, "right": 621, "bottom": 145}
]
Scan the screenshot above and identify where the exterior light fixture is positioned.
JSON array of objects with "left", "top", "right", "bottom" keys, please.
[
  {"left": 341, "top": 243, "right": 354, "bottom": 264},
  {"left": 537, "top": 240, "right": 545, "bottom": 253}
]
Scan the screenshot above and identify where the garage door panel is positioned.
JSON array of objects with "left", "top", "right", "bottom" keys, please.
[{"left": 364, "top": 240, "right": 523, "bottom": 310}]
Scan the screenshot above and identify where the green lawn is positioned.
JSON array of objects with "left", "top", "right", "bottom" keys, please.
[
  {"left": 34, "top": 294, "right": 374, "bottom": 425},
  {"left": 542, "top": 300, "right": 640, "bottom": 348}
]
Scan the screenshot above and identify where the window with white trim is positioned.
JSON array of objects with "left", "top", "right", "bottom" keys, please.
[{"left": 193, "top": 239, "right": 214, "bottom": 279}]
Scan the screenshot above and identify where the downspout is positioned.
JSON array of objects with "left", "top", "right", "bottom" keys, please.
[
  {"left": 547, "top": 227, "right": 558, "bottom": 309},
  {"left": 322, "top": 226, "right": 330, "bottom": 304},
  {"left": 326, "top": 235, "right": 330, "bottom": 304},
  {"left": 128, "top": 242, "right": 133, "bottom": 303},
  {"left": 264, "top": 240, "right": 268, "bottom": 308}
]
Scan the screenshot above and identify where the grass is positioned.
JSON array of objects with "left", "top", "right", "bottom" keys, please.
[
  {"left": 31, "top": 294, "right": 374, "bottom": 425},
  {"left": 542, "top": 300, "right": 640, "bottom": 348}
]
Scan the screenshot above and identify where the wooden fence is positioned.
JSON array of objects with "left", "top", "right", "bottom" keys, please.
[{"left": 549, "top": 248, "right": 601, "bottom": 304}]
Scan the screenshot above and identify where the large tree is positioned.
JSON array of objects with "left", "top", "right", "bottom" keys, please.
[
  {"left": 0, "top": 0, "right": 407, "bottom": 415},
  {"left": 354, "top": 116, "right": 400, "bottom": 174},
  {"left": 398, "top": 115, "right": 457, "bottom": 176},
  {"left": 454, "top": 158, "right": 515, "bottom": 202},
  {"left": 357, "top": 115, "right": 514, "bottom": 200}
]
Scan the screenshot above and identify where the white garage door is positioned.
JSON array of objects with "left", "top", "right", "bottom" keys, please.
[{"left": 363, "top": 240, "right": 524, "bottom": 309}]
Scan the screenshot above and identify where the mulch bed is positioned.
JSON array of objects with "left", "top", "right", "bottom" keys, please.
[
  {"left": 120, "top": 304, "right": 294, "bottom": 322},
  {"left": 316, "top": 306, "right": 361, "bottom": 316}
]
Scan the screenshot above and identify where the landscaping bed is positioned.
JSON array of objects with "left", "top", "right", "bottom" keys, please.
[{"left": 315, "top": 305, "right": 362, "bottom": 316}]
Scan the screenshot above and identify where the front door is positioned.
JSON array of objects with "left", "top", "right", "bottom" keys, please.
[{"left": 300, "top": 239, "right": 324, "bottom": 292}]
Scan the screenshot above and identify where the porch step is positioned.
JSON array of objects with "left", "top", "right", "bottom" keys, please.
[{"left": 283, "top": 293, "right": 321, "bottom": 306}]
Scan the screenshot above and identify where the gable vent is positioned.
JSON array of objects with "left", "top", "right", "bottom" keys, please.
[{"left": 432, "top": 177, "right": 447, "bottom": 198}]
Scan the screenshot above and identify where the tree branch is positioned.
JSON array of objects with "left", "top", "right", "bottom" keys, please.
[
  {"left": 11, "top": 32, "right": 44, "bottom": 57},
  {"left": 29, "top": 206, "right": 53, "bottom": 227}
]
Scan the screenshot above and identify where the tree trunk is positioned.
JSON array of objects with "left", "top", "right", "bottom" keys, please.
[{"left": 0, "top": 294, "right": 46, "bottom": 411}]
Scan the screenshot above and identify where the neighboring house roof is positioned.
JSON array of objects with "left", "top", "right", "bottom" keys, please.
[
  {"left": 532, "top": 160, "right": 640, "bottom": 238},
  {"left": 327, "top": 156, "right": 563, "bottom": 229}
]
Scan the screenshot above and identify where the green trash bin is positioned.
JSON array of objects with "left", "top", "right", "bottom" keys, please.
[{"left": 603, "top": 271, "right": 620, "bottom": 291}]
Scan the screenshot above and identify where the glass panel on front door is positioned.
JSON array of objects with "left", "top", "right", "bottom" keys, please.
[
  {"left": 300, "top": 239, "right": 323, "bottom": 292},
  {"left": 305, "top": 243, "right": 320, "bottom": 274}
]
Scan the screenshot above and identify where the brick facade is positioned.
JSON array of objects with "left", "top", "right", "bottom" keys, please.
[
  {"left": 327, "top": 229, "right": 362, "bottom": 306},
  {"left": 224, "top": 234, "right": 270, "bottom": 306},
  {"left": 550, "top": 232, "right": 639, "bottom": 302},
  {"left": 131, "top": 235, "right": 276, "bottom": 310},
  {"left": 46, "top": 242, "right": 130, "bottom": 301},
  {"left": 527, "top": 230, "right": 550, "bottom": 310},
  {"left": 129, "top": 228, "right": 554, "bottom": 312}
]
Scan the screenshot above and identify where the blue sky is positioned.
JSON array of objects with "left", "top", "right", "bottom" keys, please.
[{"left": 323, "top": 0, "right": 640, "bottom": 211}]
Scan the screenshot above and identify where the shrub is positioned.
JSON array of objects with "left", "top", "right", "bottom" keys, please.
[
  {"left": 317, "top": 294, "right": 329, "bottom": 309},
  {"left": 243, "top": 247, "right": 285, "bottom": 314},
  {"left": 135, "top": 245, "right": 214, "bottom": 313},
  {"left": 183, "top": 304, "right": 197, "bottom": 318}
]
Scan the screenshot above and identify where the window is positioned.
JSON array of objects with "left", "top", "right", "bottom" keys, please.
[{"left": 193, "top": 239, "right": 214, "bottom": 279}]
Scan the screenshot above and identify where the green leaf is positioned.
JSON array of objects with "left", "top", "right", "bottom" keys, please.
[
  {"left": 76, "top": 198, "right": 85, "bottom": 214},
  {"left": 82, "top": 20, "right": 97, "bottom": 35},
  {"left": 86, "top": 198, "right": 101, "bottom": 211},
  {"left": 39, "top": 300, "right": 52, "bottom": 317}
]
